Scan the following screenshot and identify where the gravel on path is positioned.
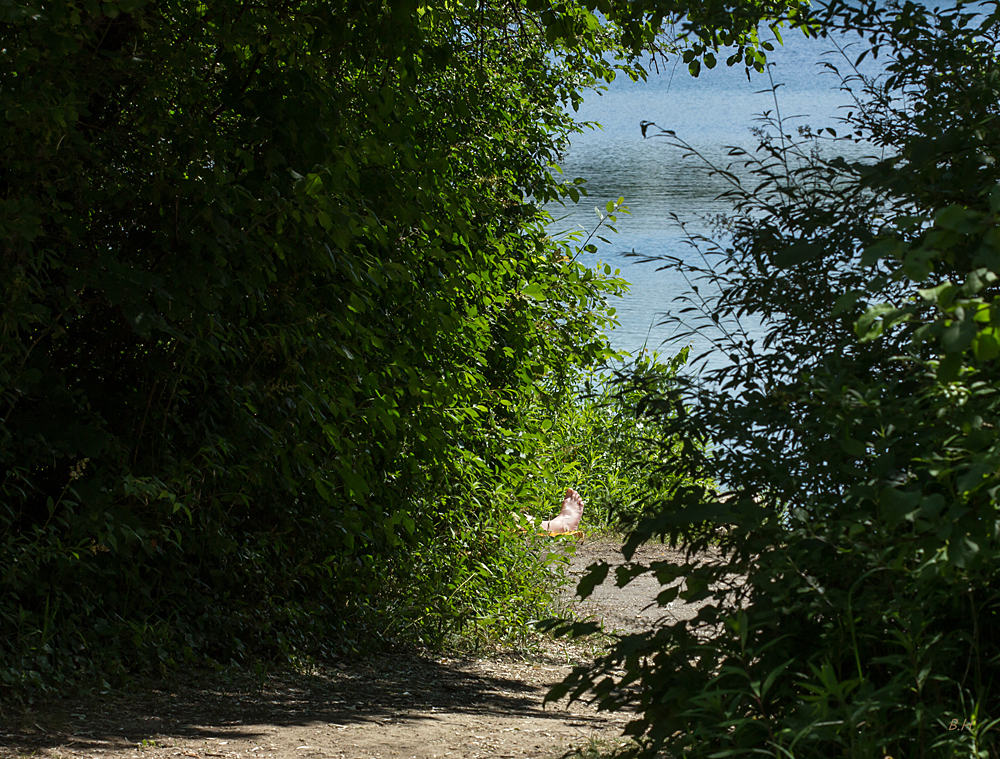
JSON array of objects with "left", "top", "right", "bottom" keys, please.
[{"left": 0, "top": 539, "right": 706, "bottom": 759}]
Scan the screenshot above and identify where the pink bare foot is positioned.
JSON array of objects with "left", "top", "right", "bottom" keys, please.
[{"left": 541, "top": 488, "right": 584, "bottom": 534}]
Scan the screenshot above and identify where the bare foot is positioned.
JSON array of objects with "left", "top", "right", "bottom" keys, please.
[{"left": 541, "top": 488, "right": 584, "bottom": 534}]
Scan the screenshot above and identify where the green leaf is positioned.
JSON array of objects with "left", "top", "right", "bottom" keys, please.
[
  {"left": 947, "top": 536, "right": 980, "bottom": 568},
  {"left": 656, "top": 586, "right": 679, "bottom": 606},
  {"left": 881, "top": 488, "right": 920, "bottom": 526},
  {"left": 937, "top": 352, "right": 963, "bottom": 382},
  {"left": 956, "top": 464, "right": 992, "bottom": 495},
  {"left": 973, "top": 329, "right": 1000, "bottom": 360},
  {"left": 832, "top": 289, "right": 863, "bottom": 316},
  {"left": 521, "top": 282, "right": 547, "bottom": 301},
  {"left": 918, "top": 281, "right": 958, "bottom": 308},
  {"left": 861, "top": 237, "right": 904, "bottom": 267},
  {"left": 774, "top": 240, "right": 823, "bottom": 267},
  {"left": 902, "top": 249, "right": 935, "bottom": 281},
  {"left": 576, "top": 562, "right": 609, "bottom": 600},
  {"left": 855, "top": 303, "right": 893, "bottom": 341},
  {"left": 760, "top": 658, "right": 794, "bottom": 698},
  {"left": 963, "top": 268, "right": 997, "bottom": 295},
  {"left": 942, "top": 319, "right": 976, "bottom": 353},
  {"left": 935, "top": 204, "right": 980, "bottom": 234},
  {"left": 840, "top": 438, "right": 867, "bottom": 457}
]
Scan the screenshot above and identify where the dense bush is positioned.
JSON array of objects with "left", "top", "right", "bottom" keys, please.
[
  {"left": 513, "top": 345, "right": 701, "bottom": 534},
  {"left": 0, "top": 0, "right": 630, "bottom": 691},
  {"left": 554, "top": 1, "right": 1000, "bottom": 757},
  {"left": 0, "top": 0, "right": 813, "bottom": 696}
]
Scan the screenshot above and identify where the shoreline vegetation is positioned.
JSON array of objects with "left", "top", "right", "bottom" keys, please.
[
  {"left": 4, "top": 0, "right": 1000, "bottom": 756},
  {"left": 4, "top": 0, "right": 761, "bottom": 695}
]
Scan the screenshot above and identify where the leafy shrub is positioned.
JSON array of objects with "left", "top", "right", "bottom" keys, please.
[
  {"left": 553, "top": 2, "right": 1000, "bottom": 757},
  {"left": 0, "top": 0, "right": 634, "bottom": 694},
  {"left": 0, "top": 0, "right": 849, "bottom": 698},
  {"left": 512, "top": 346, "right": 700, "bottom": 535}
]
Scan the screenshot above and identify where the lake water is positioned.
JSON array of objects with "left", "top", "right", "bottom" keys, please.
[{"left": 548, "top": 27, "right": 885, "bottom": 373}]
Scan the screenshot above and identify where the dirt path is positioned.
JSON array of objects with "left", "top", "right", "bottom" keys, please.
[{"left": 0, "top": 540, "right": 696, "bottom": 759}]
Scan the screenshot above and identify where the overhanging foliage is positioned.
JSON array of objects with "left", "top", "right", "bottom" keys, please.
[
  {"left": 1, "top": 0, "right": 812, "bottom": 692},
  {"left": 555, "top": 1, "right": 1000, "bottom": 756}
]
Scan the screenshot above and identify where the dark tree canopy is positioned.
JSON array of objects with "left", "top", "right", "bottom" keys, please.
[{"left": 0, "top": 0, "right": 810, "bottom": 688}]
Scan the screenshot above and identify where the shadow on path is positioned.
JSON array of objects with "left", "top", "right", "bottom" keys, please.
[{"left": 0, "top": 648, "right": 619, "bottom": 758}]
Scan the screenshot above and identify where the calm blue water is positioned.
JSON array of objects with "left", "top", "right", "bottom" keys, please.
[{"left": 548, "top": 28, "right": 885, "bottom": 373}]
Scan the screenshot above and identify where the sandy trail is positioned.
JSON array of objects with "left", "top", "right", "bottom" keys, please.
[{"left": 0, "top": 540, "right": 700, "bottom": 759}]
